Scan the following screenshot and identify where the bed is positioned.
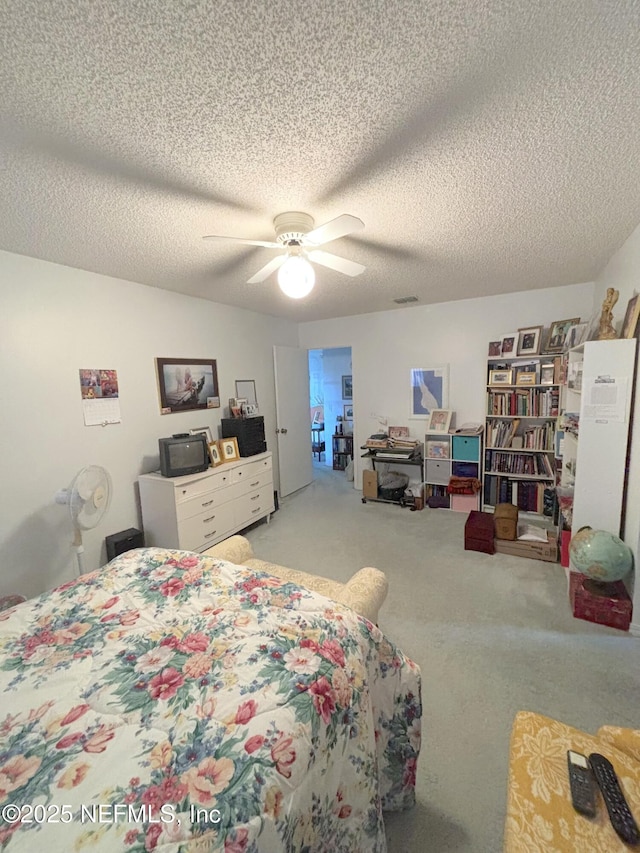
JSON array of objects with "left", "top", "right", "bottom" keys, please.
[{"left": 0, "top": 547, "right": 421, "bottom": 852}]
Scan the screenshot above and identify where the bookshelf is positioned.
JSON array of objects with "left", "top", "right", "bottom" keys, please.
[
  {"left": 483, "top": 354, "right": 561, "bottom": 518},
  {"left": 424, "top": 432, "right": 482, "bottom": 512},
  {"left": 332, "top": 434, "right": 353, "bottom": 471}
]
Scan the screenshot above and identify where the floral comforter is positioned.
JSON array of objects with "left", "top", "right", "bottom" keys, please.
[{"left": 0, "top": 548, "right": 421, "bottom": 852}]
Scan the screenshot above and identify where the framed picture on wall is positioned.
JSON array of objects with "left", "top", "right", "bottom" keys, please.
[
  {"left": 343, "top": 404, "right": 353, "bottom": 419},
  {"left": 409, "top": 366, "right": 449, "bottom": 418},
  {"left": 342, "top": 375, "right": 353, "bottom": 399},
  {"left": 156, "top": 357, "right": 220, "bottom": 414}
]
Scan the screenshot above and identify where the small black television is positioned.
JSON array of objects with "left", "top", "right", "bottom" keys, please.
[{"left": 158, "top": 434, "right": 210, "bottom": 477}]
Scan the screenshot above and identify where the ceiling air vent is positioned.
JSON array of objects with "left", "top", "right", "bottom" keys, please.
[{"left": 392, "top": 295, "right": 419, "bottom": 304}]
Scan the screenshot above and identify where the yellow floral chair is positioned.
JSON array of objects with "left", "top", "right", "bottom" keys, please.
[{"left": 504, "top": 711, "right": 640, "bottom": 851}]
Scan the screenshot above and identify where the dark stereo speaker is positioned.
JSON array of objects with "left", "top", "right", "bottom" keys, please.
[
  {"left": 221, "top": 416, "right": 267, "bottom": 456},
  {"left": 106, "top": 528, "right": 145, "bottom": 562}
]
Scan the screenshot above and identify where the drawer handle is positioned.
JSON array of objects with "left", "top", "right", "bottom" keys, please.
[
  {"left": 201, "top": 499, "right": 214, "bottom": 507},
  {"left": 250, "top": 494, "right": 260, "bottom": 501},
  {"left": 204, "top": 530, "right": 218, "bottom": 538},
  {"left": 203, "top": 514, "right": 217, "bottom": 523},
  {"left": 250, "top": 480, "right": 259, "bottom": 487},
  {"left": 251, "top": 507, "right": 262, "bottom": 514}
]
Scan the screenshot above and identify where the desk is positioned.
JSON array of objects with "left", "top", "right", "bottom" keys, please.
[
  {"left": 311, "top": 424, "right": 325, "bottom": 461},
  {"left": 360, "top": 449, "right": 423, "bottom": 505}
]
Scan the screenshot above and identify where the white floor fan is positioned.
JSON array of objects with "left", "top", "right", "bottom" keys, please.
[{"left": 55, "top": 465, "right": 113, "bottom": 575}]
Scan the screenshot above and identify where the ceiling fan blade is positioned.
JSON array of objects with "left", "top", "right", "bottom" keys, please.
[
  {"left": 203, "top": 235, "right": 280, "bottom": 249},
  {"left": 247, "top": 254, "right": 286, "bottom": 284},
  {"left": 307, "top": 250, "right": 366, "bottom": 277},
  {"left": 304, "top": 214, "right": 364, "bottom": 246}
]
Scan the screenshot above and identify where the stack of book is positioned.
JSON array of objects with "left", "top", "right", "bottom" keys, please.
[{"left": 374, "top": 439, "right": 422, "bottom": 460}]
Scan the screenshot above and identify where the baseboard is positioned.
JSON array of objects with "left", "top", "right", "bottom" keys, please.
[{"left": 629, "top": 619, "right": 640, "bottom": 638}]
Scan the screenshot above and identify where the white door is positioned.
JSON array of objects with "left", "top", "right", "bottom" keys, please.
[{"left": 273, "top": 345, "right": 313, "bottom": 497}]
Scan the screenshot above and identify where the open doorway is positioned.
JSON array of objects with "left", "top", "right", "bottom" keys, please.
[{"left": 308, "top": 347, "right": 353, "bottom": 478}]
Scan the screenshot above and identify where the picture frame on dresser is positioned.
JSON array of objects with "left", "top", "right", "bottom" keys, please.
[
  {"left": 191, "top": 426, "right": 214, "bottom": 444},
  {"left": 220, "top": 437, "right": 240, "bottom": 462},
  {"left": 208, "top": 441, "right": 222, "bottom": 467}
]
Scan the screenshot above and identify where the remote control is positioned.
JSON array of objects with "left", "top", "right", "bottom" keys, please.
[
  {"left": 589, "top": 752, "right": 640, "bottom": 846},
  {"left": 567, "top": 750, "right": 597, "bottom": 817}
]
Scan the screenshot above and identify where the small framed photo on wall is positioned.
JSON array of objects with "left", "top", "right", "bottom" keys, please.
[{"left": 342, "top": 375, "right": 353, "bottom": 399}]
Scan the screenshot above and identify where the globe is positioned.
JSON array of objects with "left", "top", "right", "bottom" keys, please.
[{"left": 569, "top": 526, "right": 633, "bottom": 587}]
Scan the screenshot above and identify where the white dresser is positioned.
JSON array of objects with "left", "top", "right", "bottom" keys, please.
[{"left": 139, "top": 452, "right": 274, "bottom": 551}]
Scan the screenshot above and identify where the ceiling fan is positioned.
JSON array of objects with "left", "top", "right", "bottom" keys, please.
[{"left": 203, "top": 211, "right": 366, "bottom": 298}]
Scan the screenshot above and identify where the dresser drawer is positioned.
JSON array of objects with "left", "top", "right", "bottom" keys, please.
[
  {"left": 425, "top": 459, "right": 452, "bottom": 485},
  {"left": 234, "top": 486, "right": 275, "bottom": 525},
  {"left": 176, "top": 486, "right": 238, "bottom": 522},
  {"left": 231, "top": 455, "right": 273, "bottom": 485},
  {"left": 174, "top": 470, "right": 232, "bottom": 503},
  {"left": 235, "top": 469, "right": 272, "bottom": 496},
  {"left": 178, "top": 502, "right": 235, "bottom": 551}
]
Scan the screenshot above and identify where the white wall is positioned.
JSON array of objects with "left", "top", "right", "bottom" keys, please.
[
  {"left": 591, "top": 222, "right": 640, "bottom": 632},
  {"left": 0, "top": 251, "right": 298, "bottom": 598},
  {"left": 298, "top": 282, "right": 595, "bottom": 490}
]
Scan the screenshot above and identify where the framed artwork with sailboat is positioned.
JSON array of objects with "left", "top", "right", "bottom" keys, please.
[{"left": 410, "top": 366, "right": 449, "bottom": 418}]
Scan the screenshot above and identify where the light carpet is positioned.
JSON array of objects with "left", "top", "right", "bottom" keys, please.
[{"left": 244, "top": 462, "right": 639, "bottom": 852}]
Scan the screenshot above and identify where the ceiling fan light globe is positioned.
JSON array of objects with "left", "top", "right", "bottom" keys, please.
[{"left": 277, "top": 256, "right": 315, "bottom": 298}]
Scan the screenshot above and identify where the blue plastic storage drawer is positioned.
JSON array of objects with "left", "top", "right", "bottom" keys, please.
[
  {"left": 452, "top": 435, "right": 480, "bottom": 462},
  {"left": 452, "top": 460, "right": 479, "bottom": 478}
]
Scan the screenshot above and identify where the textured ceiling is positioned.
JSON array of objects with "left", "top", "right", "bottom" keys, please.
[{"left": 1, "top": 0, "right": 640, "bottom": 321}]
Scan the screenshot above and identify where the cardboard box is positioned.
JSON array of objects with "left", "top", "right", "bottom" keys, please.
[
  {"left": 494, "top": 533, "right": 558, "bottom": 562},
  {"left": 362, "top": 469, "right": 378, "bottom": 499},
  {"left": 569, "top": 572, "right": 632, "bottom": 631},
  {"left": 494, "top": 503, "right": 518, "bottom": 540}
]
